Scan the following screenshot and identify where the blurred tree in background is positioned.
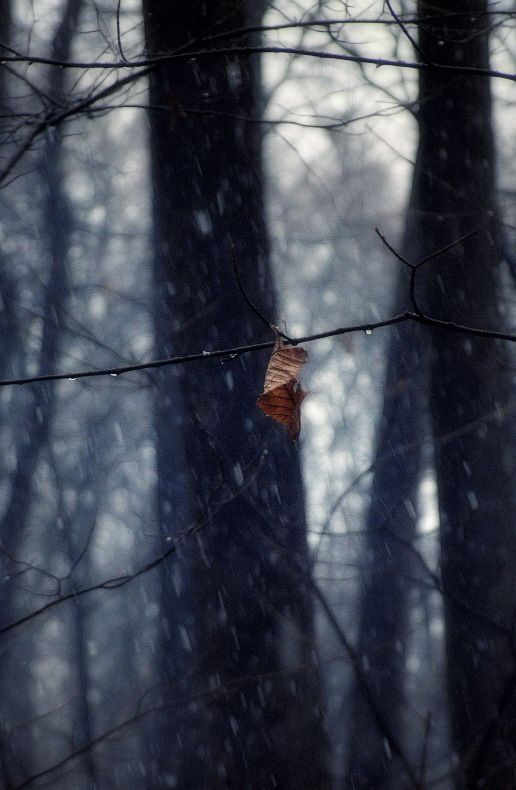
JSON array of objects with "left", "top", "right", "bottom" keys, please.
[
  {"left": 0, "top": 2, "right": 516, "bottom": 789},
  {"left": 347, "top": 3, "right": 516, "bottom": 789}
]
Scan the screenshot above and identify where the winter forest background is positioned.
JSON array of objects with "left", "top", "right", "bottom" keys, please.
[{"left": 1, "top": 1, "right": 516, "bottom": 788}]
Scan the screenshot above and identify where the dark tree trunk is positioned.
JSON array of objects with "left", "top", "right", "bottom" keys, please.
[
  {"left": 415, "top": 4, "right": 516, "bottom": 788},
  {"left": 143, "top": 2, "right": 329, "bottom": 788},
  {"left": 348, "top": 4, "right": 516, "bottom": 788},
  {"left": 346, "top": 249, "right": 428, "bottom": 790}
]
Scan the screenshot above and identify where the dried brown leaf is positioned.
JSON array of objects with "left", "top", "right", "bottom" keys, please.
[
  {"left": 262, "top": 329, "right": 308, "bottom": 393},
  {"left": 257, "top": 328, "right": 308, "bottom": 442},
  {"left": 257, "top": 380, "right": 307, "bottom": 442}
]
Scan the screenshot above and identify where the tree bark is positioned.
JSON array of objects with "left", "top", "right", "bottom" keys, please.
[
  {"left": 416, "top": 4, "right": 516, "bottom": 788},
  {"left": 143, "top": 2, "right": 330, "bottom": 787}
]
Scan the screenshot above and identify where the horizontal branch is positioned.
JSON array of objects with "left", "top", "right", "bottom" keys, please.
[
  {"left": 0, "top": 310, "right": 514, "bottom": 389},
  {"left": 2, "top": 43, "right": 516, "bottom": 84}
]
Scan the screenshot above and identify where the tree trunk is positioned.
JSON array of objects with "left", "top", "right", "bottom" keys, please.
[
  {"left": 416, "top": 4, "right": 516, "bottom": 788},
  {"left": 143, "top": 2, "right": 330, "bottom": 788},
  {"left": 346, "top": 250, "right": 428, "bottom": 790},
  {"left": 0, "top": 1, "right": 84, "bottom": 783}
]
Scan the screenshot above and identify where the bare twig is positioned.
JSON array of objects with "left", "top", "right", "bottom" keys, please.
[
  {"left": 231, "top": 243, "right": 285, "bottom": 336},
  {"left": 116, "top": 0, "right": 128, "bottom": 63},
  {"left": 309, "top": 577, "right": 423, "bottom": 788},
  {"left": 384, "top": 0, "right": 430, "bottom": 64},
  {"left": 0, "top": 448, "right": 267, "bottom": 635},
  {"left": 376, "top": 227, "right": 479, "bottom": 317},
  {"left": 0, "top": 66, "right": 153, "bottom": 186}
]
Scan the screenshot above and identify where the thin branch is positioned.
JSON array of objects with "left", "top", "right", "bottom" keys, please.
[
  {"left": 12, "top": 647, "right": 330, "bottom": 790},
  {"left": 116, "top": 0, "right": 128, "bottom": 63},
  {"left": 384, "top": 0, "right": 430, "bottom": 64},
  {"left": 0, "top": 66, "right": 153, "bottom": 186},
  {"left": 0, "top": 304, "right": 516, "bottom": 389},
  {"left": 1, "top": 44, "right": 516, "bottom": 85},
  {"left": 231, "top": 244, "right": 280, "bottom": 334},
  {"left": 376, "top": 227, "right": 480, "bottom": 316},
  {"left": 416, "top": 228, "right": 479, "bottom": 268},
  {"left": 308, "top": 577, "right": 423, "bottom": 789},
  {"left": 0, "top": 448, "right": 266, "bottom": 635},
  {"left": 467, "top": 662, "right": 516, "bottom": 789},
  {"left": 375, "top": 226, "right": 413, "bottom": 268}
]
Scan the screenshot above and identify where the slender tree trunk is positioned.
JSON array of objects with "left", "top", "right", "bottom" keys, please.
[
  {"left": 415, "top": 4, "right": 516, "bottom": 788},
  {"left": 0, "top": 1, "right": 84, "bottom": 784},
  {"left": 0, "top": 0, "right": 81, "bottom": 559},
  {"left": 346, "top": 254, "right": 428, "bottom": 790},
  {"left": 143, "top": 2, "right": 329, "bottom": 787},
  {"left": 0, "top": 0, "right": 20, "bottom": 386},
  {"left": 56, "top": 424, "right": 101, "bottom": 789}
]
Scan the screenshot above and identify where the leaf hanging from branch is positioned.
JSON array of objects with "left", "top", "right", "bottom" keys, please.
[{"left": 257, "top": 328, "right": 308, "bottom": 442}]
